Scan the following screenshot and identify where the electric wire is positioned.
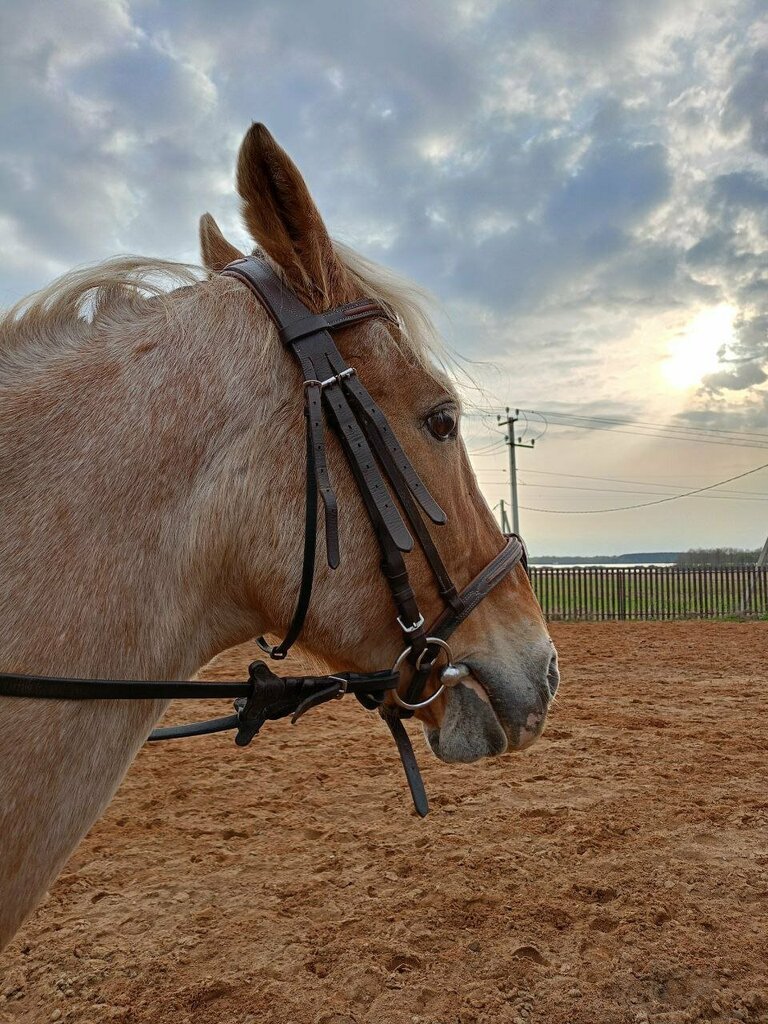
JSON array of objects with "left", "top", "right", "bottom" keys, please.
[
  {"left": 515, "top": 460, "right": 768, "bottom": 514},
  {"left": 518, "top": 408, "right": 768, "bottom": 443},
  {"left": 515, "top": 481, "right": 768, "bottom": 502},
  {"left": 464, "top": 407, "right": 768, "bottom": 513},
  {"left": 476, "top": 467, "right": 768, "bottom": 498},
  {"left": 517, "top": 411, "right": 768, "bottom": 451},
  {"left": 464, "top": 409, "right": 768, "bottom": 451}
]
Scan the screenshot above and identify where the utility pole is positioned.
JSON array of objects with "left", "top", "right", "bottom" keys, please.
[
  {"left": 497, "top": 408, "right": 535, "bottom": 535},
  {"left": 498, "top": 499, "right": 512, "bottom": 534}
]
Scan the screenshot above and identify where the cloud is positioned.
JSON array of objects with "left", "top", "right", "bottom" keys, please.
[
  {"left": 0, "top": 0, "right": 766, "bottom": 434},
  {"left": 723, "top": 48, "right": 768, "bottom": 155},
  {"left": 702, "top": 313, "right": 768, "bottom": 392}
]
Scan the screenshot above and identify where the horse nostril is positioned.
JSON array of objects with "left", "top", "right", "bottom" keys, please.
[{"left": 547, "top": 652, "right": 560, "bottom": 697}]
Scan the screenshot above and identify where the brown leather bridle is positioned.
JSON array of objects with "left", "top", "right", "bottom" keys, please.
[{"left": 0, "top": 255, "right": 526, "bottom": 816}]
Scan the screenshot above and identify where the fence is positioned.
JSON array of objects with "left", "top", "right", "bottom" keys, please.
[{"left": 529, "top": 565, "right": 768, "bottom": 621}]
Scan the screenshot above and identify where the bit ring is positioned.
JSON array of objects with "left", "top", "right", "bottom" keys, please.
[{"left": 390, "top": 637, "right": 452, "bottom": 710}]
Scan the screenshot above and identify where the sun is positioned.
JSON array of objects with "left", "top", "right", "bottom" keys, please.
[{"left": 660, "top": 304, "right": 736, "bottom": 390}]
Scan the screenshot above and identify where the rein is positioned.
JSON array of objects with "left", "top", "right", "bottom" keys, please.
[{"left": 0, "top": 256, "right": 526, "bottom": 816}]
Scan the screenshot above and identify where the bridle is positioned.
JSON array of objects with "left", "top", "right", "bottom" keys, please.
[{"left": 0, "top": 255, "right": 526, "bottom": 816}]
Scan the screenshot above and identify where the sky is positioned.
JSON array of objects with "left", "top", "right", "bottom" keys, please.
[{"left": 1, "top": 0, "right": 767, "bottom": 555}]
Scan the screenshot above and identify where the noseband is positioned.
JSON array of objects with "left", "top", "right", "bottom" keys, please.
[{"left": 0, "top": 256, "right": 526, "bottom": 816}]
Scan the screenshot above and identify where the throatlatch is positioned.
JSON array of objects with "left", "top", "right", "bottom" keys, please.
[{"left": 0, "top": 254, "right": 526, "bottom": 818}]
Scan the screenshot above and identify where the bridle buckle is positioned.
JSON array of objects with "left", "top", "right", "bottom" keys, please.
[
  {"left": 329, "top": 675, "right": 348, "bottom": 699},
  {"left": 303, "top": 367, "right": 357, "bottom": 391},
  {"left": 255, "top": 636, "right": 287, "bottom": 660},
  {"left": 396, "top": 613, "right": 425, "bottom": 635}
]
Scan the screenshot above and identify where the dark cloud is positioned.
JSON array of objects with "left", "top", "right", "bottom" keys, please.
[
  {"left": 702, "top": 313, "right": 768, "bottom": 392},
  {"left": 489, "top": 0, "right": 692, "bottom": 58},
  {"left": 712, "top": 170, "right": 768, "bottom": 212},
  {"left": 723, "top": 48, "right": 768, "bottom": 155},
  {"left": 0, "top": 0, "right": 766, "bottom": 430}
]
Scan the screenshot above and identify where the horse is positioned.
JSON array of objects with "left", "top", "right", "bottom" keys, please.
[{"left": 0, "top": 123, "right": 559, "bottom": 951}]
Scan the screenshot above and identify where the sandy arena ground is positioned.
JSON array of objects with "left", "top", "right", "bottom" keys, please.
[{"left": 1, "top": 622, "right": 767, "bottom": 1024}]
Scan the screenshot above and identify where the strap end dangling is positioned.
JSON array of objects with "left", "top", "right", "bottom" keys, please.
[
  {"left": 305, "top": 380, "right": 340, "bottom": 569},
  {"left": 382, "top": 712, "right": 430, "bottom": 817},
  {"left": 322, "top": 490, "right": 340, "bottom": 569}
]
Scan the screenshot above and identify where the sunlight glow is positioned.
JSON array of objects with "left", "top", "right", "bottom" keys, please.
[
  {"left": 660, "top": 304, "right": 736, "bottom": 390},
  {"left": 419, "top": 134, "right": 457, "bottom": 163}
]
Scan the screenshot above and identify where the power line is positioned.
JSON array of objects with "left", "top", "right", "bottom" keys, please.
[
  {"left": 517, "top": 459, "right": 768, "bottom": 514},
  {"left": 466, "top": 441, "right": 505, "bottom": 455},
  {"left": 523, "top": 416, "right": 768, "bottom": 451},
  {"left": 517, "top": 482, "right": 768, "bottom": 502},
  {"left": 519, "top": 408, "right": 768, "bottom": 443},
  {"left": 521, "top": 467, "right": 768, "bottom": 490},
  {"left": 476, "top": 478, "right": 768, "bottom": 503},
  {"left": 477, "top": 466, "right": 768, "bottom": 499},
  {"left": 466, "top": 409, "right": 768, "bottom": 451}
]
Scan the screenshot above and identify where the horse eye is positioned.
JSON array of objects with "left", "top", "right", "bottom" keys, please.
[{"left": 426, "top": 406, "right": 458, "bottom": 440}]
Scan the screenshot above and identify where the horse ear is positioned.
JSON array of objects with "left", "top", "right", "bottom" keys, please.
[
  {"left": 236, "top": 123, "right": 354, "bottom": 310},
  {"left": 199, "top": 213, "right": 244, "bottom": 273}
]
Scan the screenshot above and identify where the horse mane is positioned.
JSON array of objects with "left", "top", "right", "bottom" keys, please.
[
  {"left": 332, "top": 241, "right": 442, "bottom": 372},
  {"left": 0, "top": 244, "right": 442, "bottom": 376},
  {"left": 0, "top": 257, "right": 203, "bottom": 364}
]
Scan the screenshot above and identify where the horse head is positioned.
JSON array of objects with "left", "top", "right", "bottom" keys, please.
[{"left": 199, "top": 124, "right": 560, "bottom": 763}]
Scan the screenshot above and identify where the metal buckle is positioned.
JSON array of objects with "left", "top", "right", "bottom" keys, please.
[
  {"left": 255, "top": 636, "right": 287, "bottom": 660},
  {"left": 390, "top": 637, "right": 452, "bottom": 710},
  {"left": 328, "top": 675, "right": 348, "bottom": 700},
  {"left": 396, "top": 613, "right": 425, "bottom": 634},
  {"left": 303, "top": 368, "right": 356, "bottom": 391},
  {"left": 323, "top": 367, "right": 356, "bottom": 388}
]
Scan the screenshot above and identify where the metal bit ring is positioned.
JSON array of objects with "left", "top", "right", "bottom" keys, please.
[{"left": 391, "top": 637, "right": 453, "bottom": 710}]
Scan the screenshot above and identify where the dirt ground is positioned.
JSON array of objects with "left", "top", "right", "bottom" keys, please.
[{"left": 1, "top": 622, "right": 767, "bottom": 1024}]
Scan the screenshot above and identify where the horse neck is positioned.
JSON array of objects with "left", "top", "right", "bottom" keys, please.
[
  {"left": 0, "top": 287, "right": 270, "bottom": 681},
  {"left": 0, "top": 283, "right": 277, "bottom": 951}
]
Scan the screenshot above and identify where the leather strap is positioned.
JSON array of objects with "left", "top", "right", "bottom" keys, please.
[
  {"left": 257, "top": 401, "right": 322, "bottom": 659},
  {"left": 223, "top": 261, "right": 391, "bottom": 357},
  {"left": 0, "top": 674, "right": 252, "bottom": 700},
  {"left": 279, "top": 300, "right": 388, "bottom": 345},
  {"left": 301, "top": 336, "right": 415, "bottom": 554},
  {"left": 0, "top": 662, "right": 399, "bottom": 745},
  {"left": 383, "top": 712, "right": 429, "bottom": 817},
  {"left": 150, "top": 715, "right": 240, "bottom": 741},
  {"left": 222, "top": 256, "right": 451, "bottom": 664},
  {"left": 306, "top": 381, "right": 339, "bottom": 569},
  {"left": 336, "top": 361, "right": 447, "bottom": 526},
  {"left": 429, "top": 534, "right": 525, "bottom": 641},
  {"left": 344, "top": 375, "right": 461, "bottom": 612}
]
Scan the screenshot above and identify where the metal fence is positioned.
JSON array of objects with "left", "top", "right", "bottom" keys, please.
[{"left": 529, "top": 566, "right": 768, "bottom": 620}]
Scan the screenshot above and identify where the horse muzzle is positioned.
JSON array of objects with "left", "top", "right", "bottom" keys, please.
[{"left": 423, "top": 643, "right": 559, "bottom": 763}]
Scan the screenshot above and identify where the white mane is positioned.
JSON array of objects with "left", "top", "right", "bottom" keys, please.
[{"left": 0, "top": 244, "right": 443, "bottom": 376}]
